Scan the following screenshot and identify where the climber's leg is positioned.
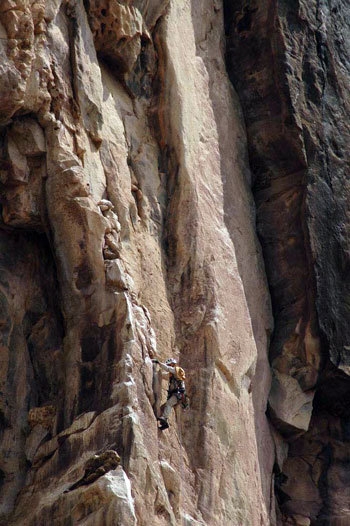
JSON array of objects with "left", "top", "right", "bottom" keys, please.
[{"left": 158, "top": 395, "right": 178, "bottom": 430}]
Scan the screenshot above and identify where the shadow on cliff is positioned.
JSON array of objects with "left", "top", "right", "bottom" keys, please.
[{"left": 188, "top": 1, "right": 275, "bottom": 516}]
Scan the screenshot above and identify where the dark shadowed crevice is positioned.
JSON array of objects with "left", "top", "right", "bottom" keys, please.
[
  {"left": 223, "top": 0, "right": 350, "bottom": 523},
  {"left": 0, "top": 227, "right": 65, "bottom": 519}
]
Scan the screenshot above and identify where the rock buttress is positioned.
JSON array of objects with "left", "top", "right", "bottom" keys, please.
[
  {"left": 224, "top": 0, "right": 350, "bottom": 524},
  {"left": 0, "top": 1, "right": 274, "bottom": 525}
]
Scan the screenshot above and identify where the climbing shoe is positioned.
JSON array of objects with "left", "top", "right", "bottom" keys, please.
[{"left": 158, "top": 418, "right": 169, "bottom": 430}]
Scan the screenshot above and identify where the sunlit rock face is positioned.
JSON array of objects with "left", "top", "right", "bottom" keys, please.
[
  {"left": 1, "top": 1, "right": 348, "bottom": 525},
  {"left": 225, "top": 0, "right": 350, "bottom": 524},
  {"left": 0, "top": 1, "right": 274, "bottom": 525}
]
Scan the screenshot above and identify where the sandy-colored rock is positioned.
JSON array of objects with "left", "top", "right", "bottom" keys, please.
[
  {"left": 8, "top": 118, "right": 46, "bottom": 157},
  {"left": 0, "top": 1, "right": 34, "bottom": 124},
  {"left": 2, "top": 0, "right": 348, "bottom": 525},
  {"left": 86, "top": 0, "right": 148, "bottom": 73},
  {"left": 68, "top": 0, "right": 104, "bottom": 145},
  {"left": 105, "top": 259, "right": 128, "bottom": 290},
  {"left": 6, "top": 136, "right": 29, "bottom": 183},
  {"left": 1, "top": 118, "right": 46, "bottom": 228},
  {"left": 0, "top": 0, "right": 275, "bottom": 522},
  {"left": 0, "top": 0, "right": 269, "bottom": 523},
  {"left": 25, "top": 424, "right": 49, "bottom": 463},
  {"left": 67, "top": 450, "right": 121, "bottom": 490},
  {"left": 269, "top": 371, "right": 314, "bottom": 433}
]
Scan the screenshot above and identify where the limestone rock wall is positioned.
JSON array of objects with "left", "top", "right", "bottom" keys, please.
[{"left": 0, "top": 1, "right": 274, "bottom": 525}]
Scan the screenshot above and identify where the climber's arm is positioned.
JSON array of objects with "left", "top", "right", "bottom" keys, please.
[{"left": 152, "top": 359, "right": 176, "bottom": 375}]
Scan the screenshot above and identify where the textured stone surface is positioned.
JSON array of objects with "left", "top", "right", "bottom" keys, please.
[
  {"left": 1, "top": 0, "right": 348, "bottom": 525},
  {"left": 0, "top": 1, "right": 273, "bottom": 525},
  {"left": 225, "top": 0, "right": 350, "bottom": 524}
]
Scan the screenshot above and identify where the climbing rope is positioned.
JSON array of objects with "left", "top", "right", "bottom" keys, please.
[{"left": 176, "top": 405, "right": 186, "bottom": 526}]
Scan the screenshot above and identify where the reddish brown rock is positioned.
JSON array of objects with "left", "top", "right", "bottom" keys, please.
[
  {"left": 2, "top": 0, "right": 348, "bottom": 525},
  {"left": 0, "top": 1, "right": 273, "bottom": 522},
  {"left": 225, "top": 0, "right": 350, "bottom": 523}
]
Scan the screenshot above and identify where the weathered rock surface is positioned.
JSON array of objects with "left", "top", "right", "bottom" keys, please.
[
  {"left": 225, "top": 0, "right": 350, "bottom": 524},
  {"left": 0, "top": 1, "right": 273, "bottom": 525},
  {"left": 0, "top": 0, "right": 348, "bottom": 525}
]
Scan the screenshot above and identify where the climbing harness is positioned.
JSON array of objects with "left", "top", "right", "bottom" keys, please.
[{"left": 152, "top": 358, "right": 189, "bottom": 431}]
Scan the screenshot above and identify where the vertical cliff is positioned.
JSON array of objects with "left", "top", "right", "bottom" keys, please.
[
  {"left": 0, "top": 1, "right": 273, "bottom": 525},
  {"left": 225, "top": 0, "right": 350, "bottom": 524},
  {"left": 0, "top": 1, "right": 349, "bottom": 525}
]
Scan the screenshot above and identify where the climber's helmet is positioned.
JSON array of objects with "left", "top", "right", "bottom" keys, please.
[{"left": 165, "top": 358, "right": 177, "bottom": 366}]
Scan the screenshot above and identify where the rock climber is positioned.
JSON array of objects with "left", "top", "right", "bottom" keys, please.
[{"left": 152, "top": 357, "right": 188, "bottom": 430}]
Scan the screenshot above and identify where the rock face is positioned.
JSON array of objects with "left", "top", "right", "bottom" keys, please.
[
  {"left": 0, "top": 1, "right": 273, "bottom": 525},
  {"left": 225, "top": 0, "right": 350, "bottom": 524},
  {"left": 0, "top": 1, "right": 348, "bottom": 525}
]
